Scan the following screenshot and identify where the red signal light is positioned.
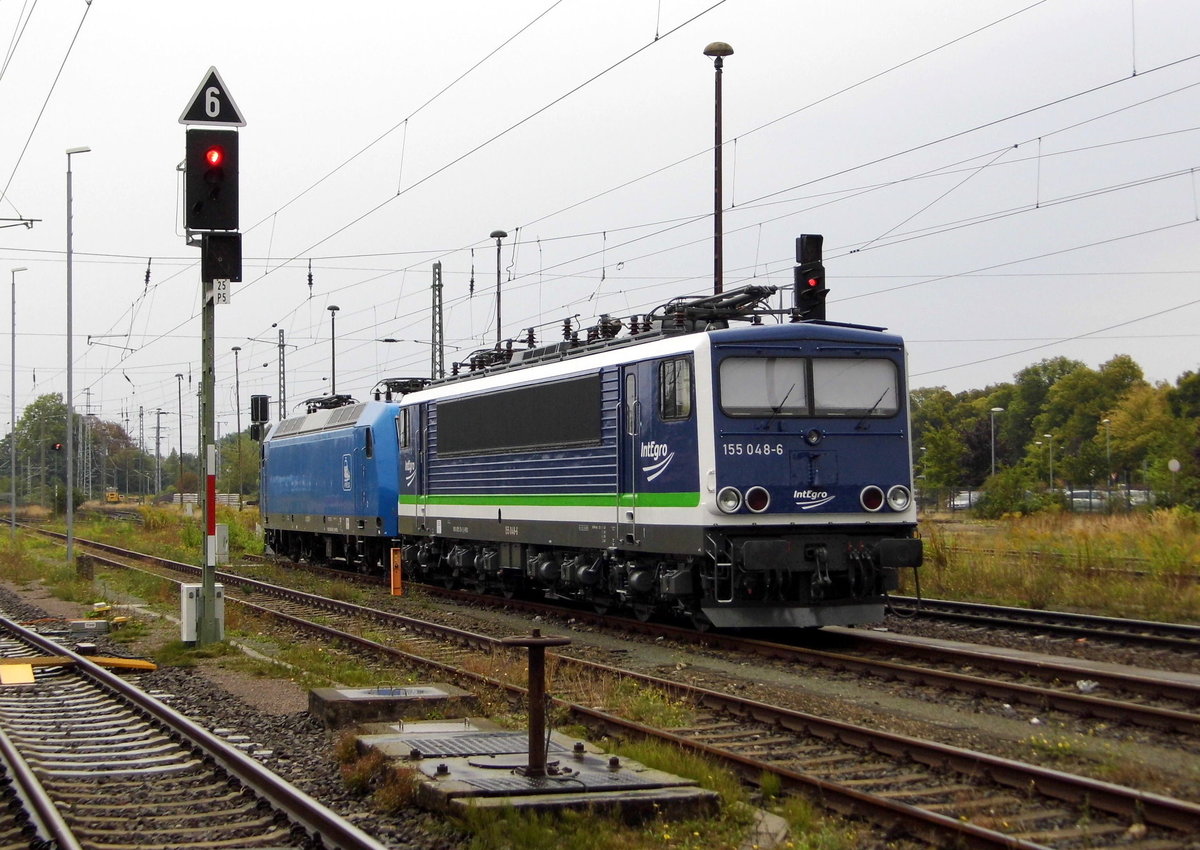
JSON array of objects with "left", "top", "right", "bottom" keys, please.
[
  {"left": 205, "top": 146, "right": 224, "bottom": 167},
  {"left": 806, "top": 277, "right": 819, "bottom": 288}
]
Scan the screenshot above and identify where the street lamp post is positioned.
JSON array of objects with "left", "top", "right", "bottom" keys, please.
[
  {"left": 989, "top": 406, "right": 1004, "bottom": 478},
  {"left": 10, "top": 266, "right": 27, "bottom": 541},
  {"left": 703, "top": 41, "right": 733, "bottom": 296},
  {"left": 1043, "top": 433, "right": 1054, "bottom": 491},
  {"left": 175, "top": 373, "right": 184, "bottom": 492},
  {"left": 489, "top": 230, "right": 506, "bottom": 345},
  {"left": 65, "top": 146, "right": 90, "bottom": 566},
  {"left": 1102, "top": 418, "right": 1112, "bottom": 503},
  {"left": 231, "top": 346, "right": 242, "bottom": 509},
  {"left": 327, "top": 306, "right": 339, "bottom": 395}
]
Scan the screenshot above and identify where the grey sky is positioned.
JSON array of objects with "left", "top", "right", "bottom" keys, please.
[{"left": 2, "top": 0, "right": 1198, "bottom": 452}]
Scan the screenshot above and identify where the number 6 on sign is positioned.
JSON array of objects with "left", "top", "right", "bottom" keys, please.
[{"left": 214, "top": 279, "right": 230, "bottom": 305}]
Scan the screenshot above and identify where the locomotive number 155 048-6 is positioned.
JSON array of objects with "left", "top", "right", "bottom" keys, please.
[{"left": 722, "top": 442, "right": 784, "bottom": 456}]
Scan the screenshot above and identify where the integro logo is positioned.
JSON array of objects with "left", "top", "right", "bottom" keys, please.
[
  {"left": 639, "top": 441, "right": 674, "bottom": 482},
  {"left": 640, "top": 441, "right": 669, "bottom": 461},
  {"left": 792, "top": 489, "right": 834, "bottom": 510},
  {"left": 403, "top": 458, "right": 416, "bottom": 486}
]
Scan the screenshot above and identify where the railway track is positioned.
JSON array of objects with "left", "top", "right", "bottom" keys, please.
[
  {"left": 199, "top": 580, "right": 1200, "bottom": 848},
  {"left": 886, "top": 595, "right": 1200, "bottom": 651},
  {"left": 0, "top": 616, "right": 388, "bottom": 850},
  {"left": 61, "top": 532, "right": 1200, "bottom": 745},
  {"left": 41, "top": 532, "right": 1200, "bottom": 849},
  {"left": 234, "top": 557, "right": 1200, "bottom": 737}
]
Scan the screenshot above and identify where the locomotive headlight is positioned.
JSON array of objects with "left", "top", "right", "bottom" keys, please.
[
  {"left": 886, "top": 485, "right": 912, "bottom": 511},
  {"left": 717, "top": 486, "right": 743, "bottom": 513},
  {"left": 745, "top": 486, "right": 770, "bottom": 513},
  {"left": 860, "top": 485, "right": 885, "bottom": 512}
]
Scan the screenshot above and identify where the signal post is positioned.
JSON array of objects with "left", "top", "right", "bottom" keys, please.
[{"left": 180, "top": 67, "right": 245, "bottom": 646}]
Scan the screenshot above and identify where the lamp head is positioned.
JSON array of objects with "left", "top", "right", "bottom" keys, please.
[
  {"left": 328, "top": 305, "right": 340, "bottom": 313},
  {"left": 490, "top": 230, "right": 507, "bottom": 240},
  {"left": 65, "top": 146, "right": 91, "bottom": 155},
  {"left": 11, "top": 267, "right": 27, "bottom": 274}
]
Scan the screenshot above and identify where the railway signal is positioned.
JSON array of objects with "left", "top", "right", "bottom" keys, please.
[
  {"left": 179, "top": 67, "right": 246, "bottom": 648},
  {"left": 794, "top": 233, "right": 827, "bottom": 321},
  {"left": 201, "top": 232, "right": 242, "bottom": 283},
  {"left": 185, "top": 128, "right": 239, "bottom": 231}
]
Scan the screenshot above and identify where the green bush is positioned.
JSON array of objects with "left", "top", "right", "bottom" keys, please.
[{"left": 974, "top": 467, "right": 1045, "bottom": 518}]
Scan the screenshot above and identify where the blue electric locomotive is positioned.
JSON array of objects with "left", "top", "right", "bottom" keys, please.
[
  {"left": 261, "top": 399, "right": 401, "bottom": 569},
  {"left": 259, "top": 282, "right": 923, "bottom": 630}
]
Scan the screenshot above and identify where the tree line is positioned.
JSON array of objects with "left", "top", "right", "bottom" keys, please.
[
  {"left": 1, "top": 394, "right": 259, "bottom": 509},
  {"left": 7, "top": 354, "right": 1198, "bottom": 515},
  {"left": 912, "top": 355, "right": 1199, "bottom": 515}
]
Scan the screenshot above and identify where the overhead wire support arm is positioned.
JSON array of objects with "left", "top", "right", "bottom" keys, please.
[{"left": 0, "top": 218, "right": 39, "bottom": 229}]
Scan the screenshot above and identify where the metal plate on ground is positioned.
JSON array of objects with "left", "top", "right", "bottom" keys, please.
[
  {"left": 359, "top": 721, "right": 721, "bottom": 821},
  {"left": 403, "top": 732, "right": 568, "bottom": 758}
]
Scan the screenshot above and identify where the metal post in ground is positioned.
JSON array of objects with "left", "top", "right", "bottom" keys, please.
[{"left": 500, "top": 629, "right": 571, "bottom": 778}]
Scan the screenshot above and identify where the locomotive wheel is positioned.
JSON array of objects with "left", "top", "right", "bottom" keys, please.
[
  {"left": 468, "top": 576, "right": 489, "bottom": 595},
  {"left": 631, "top": 602, "right": 656, "bottom": 622},
  {"left": 690, "top": 611, "right": 713, "bottom": 632},
  {"left": 591, "top": 597, "right": 613, "bottom": 615}
]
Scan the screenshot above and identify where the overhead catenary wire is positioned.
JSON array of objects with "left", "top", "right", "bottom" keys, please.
[
  {"left": 20, "top": 4, "right": 1200, "bottom": 418},
  {"left": 0, "top": 0, "right": 92, "bottom": 217}
]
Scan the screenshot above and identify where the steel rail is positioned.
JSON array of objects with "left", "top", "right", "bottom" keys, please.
[
  {"left": 65, "top": 537, "right": 1200, "bottom": 737},
  {"left": 887, "top": 596, "right": 1200, "bottom": 649},
  {"left": 5, "top": 618, "right": 390, "bottom": 850},
  {"left": 227, "top": 593, "right": 1200, "bottom": 840},
  {"left": 232, "top": 560, "right": 1200, "bottom": 731},
  {"left": 33, "top": 530, "right": 1200, "bottom": 842},
  {"left": 0, "top": 722, "right": 84, "bottom": 850},
  {"left": 231, "top": 598, "right": 1046, "bottom": 850}
]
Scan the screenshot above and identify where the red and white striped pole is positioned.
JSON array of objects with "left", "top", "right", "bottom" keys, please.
[{"left": 206, "top": 444, "right": 217, "bottom": 567}]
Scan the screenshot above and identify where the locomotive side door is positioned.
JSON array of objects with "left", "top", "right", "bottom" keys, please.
[
  {"left": 417, "top": 403, "right": 430, "bottom": 530},
  {"left": 397, "top": 405, "right": 426, "bottom": 532},
  {"left": 618, "top": 367, "right": 640, "bottom": 544},
  {"left": 357, "top": 426, "right": 373, "bottom": 520}
]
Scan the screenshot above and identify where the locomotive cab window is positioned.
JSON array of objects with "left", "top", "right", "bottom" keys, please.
[
  {"left": 812, "top": 358, "right": 898, "bottom": 417},
  {"left": 365, "top": 426, "right": 375, "bottom": 458},
  {"left": 397, "top": 409, "right": 410, "bottom": 449},
  {"left": 720, "top": 357, "right": 808, "bottom": 416},
  {"left": 719, "top": 355, "right": 899, "bottom": 418},
  {"left": 659, "top": 357, "right": 692, "bottom": 420}
]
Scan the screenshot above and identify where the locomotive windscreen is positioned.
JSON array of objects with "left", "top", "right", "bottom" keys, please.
[{"left": 437, "top": 374, "right": 602, "bottom": 455}]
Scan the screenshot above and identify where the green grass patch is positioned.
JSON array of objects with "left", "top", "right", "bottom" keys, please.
[
  {"left": 608, "top": 738, "right": 745, "bottom": 804},
  {"left": 913, "top": 510, "right": 1200, "bottom": 623},
  {"left": 155, "top": 639, "right": 238, "bottom": 667},
  {"left": 459, "top": 804, "right": 754, "bottom": 850}
]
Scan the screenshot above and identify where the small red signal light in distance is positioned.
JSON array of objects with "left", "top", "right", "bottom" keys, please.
[
  {"left": 807, "top": 277, "right": 819, "bottom": 288},
  {"left": 205, "top": 146, "right": 224, "bottom": 167}
]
